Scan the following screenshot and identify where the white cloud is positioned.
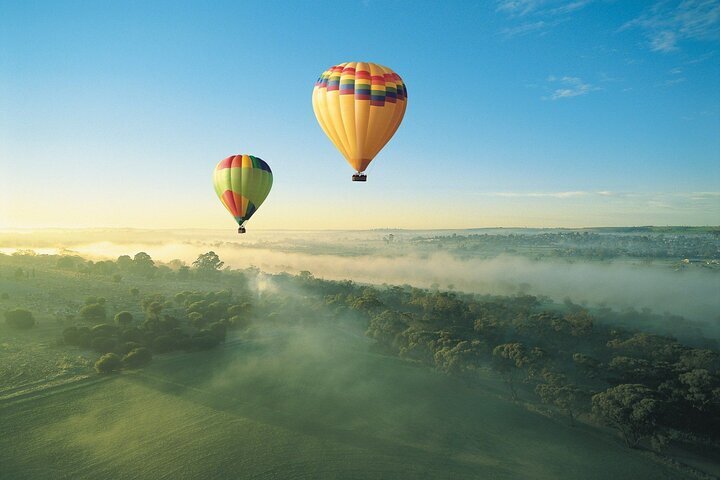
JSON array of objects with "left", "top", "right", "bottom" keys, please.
[
  {"left": 496, "top": 0, "right": 545, "bottom": 16},
  {"left": 480, "top": 191, "right": 720, "bottom": 202},
  {"left": 496, "top": 0, "right": 593, "bottom": 36},
  {"left": 545, "top": 76, "right": 597, "bottom": 100},
  {"left": 661, "top": 76, "right": 687, "bottom": 86},
  {"left": 484, "top": 191, "right": 590, "bottom": 198},
  {"left": 650, "top": 30, "right": 680, "bottom": 52},
  {"left": 501, "top": 21, "right": 548, "bottom": 37},
  {"left": 496, "top": 0, "right": 592, "bottom": 17},
  {"left": 622, "top": 0, "right": 720, "bottom": 52}
]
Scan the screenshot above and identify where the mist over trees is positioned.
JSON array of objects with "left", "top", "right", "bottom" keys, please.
[{"left": 1, "top": 241, "right": 718, "bottom": 470}]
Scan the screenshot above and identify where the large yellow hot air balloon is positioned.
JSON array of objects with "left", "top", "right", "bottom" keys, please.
[
  {"left": 312, "top": 62, "right": 407, "bottom": 181},
  {"left": 213, "top": 154, "right": 273, "bottom": 234}
]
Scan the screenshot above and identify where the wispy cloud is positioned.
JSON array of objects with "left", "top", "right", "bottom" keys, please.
[
  {"left": 480, "top": 191, "right": 720, "bottom": 201},
  {"left": 661, "top": 76, "right": 687, "bottom": 86},
  {"left": 544, "top": 75, "right": 598, "bottom": 100},
  {"left": 496, "top": 0, "right": 593, "bottom": 36},
  {"left": 496, "top": 0, "right": 592, "bottom": 17},
  {"left": 483, "top": 191, "right": 591, "bottom": 198},
  {"left": 501, "top": 21, "right": 548, "bottom": 37},
  {"left": 621, "top": 0, "right": 720, "bottom": 52},
  {"left": 496, "top": 0, "right": 545, "bottom": 17}
]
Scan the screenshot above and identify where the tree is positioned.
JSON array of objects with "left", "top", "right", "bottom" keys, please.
[
  {"left": 91, "top": 336, "right": 117, "bottom": 353},
  {"left": 191, "top": 331, "right": 221, "bottom": 350},
  {"left": 129, "top": 287, "right": 140, "bottom": 297},
  {"left": 123, "top": 347, "right": 152, "bottom": 368},
  {"left": 132, "top": 252, "right": 156, "bottom": 278},
  {"left": 80, "top": 303, "right": 106, "bottom": 322},
  {"left": 535, "top": 373, "right": 580, "bottom": 425},
  {"left": 57, "top": 256, "right": 76, "bottom": 270},
  {"left": 112, "top": 274, "right": 122, "bottom": 283},
  {"left": 366, "top": 310, "right": 410, "bottom": 351},
  {"left": 178, "top": 266, "right": 190, "bottom": 279},
  {"left": 227, "top": 304, "right": 245, "bottom": 317},
  {"left": 188, "top": 311, "right": 205, "bottom": 328},
  {"left": 114, "top": 311, "right": 134, "bottom": 327},
  {"left": 152, "top": 335, "right": 177, "bottom": 353},
  {"left": 192, "top": 251, "right": 224, "bottom": 274},
  {"left": 229, "top": 315, "right": 250, "bottom": 330},
  {"left": 168, "top": 259, "right": 186, "bottom": 270},
  {"left": 592, "top": 384, "right": 659, "bottom": 448},
  {"left": 492, "top": 343, "right": 526, "bottom": 400},
  {"left": 94, "top": 353, "right": 123, "bottom": 374},
  {"left": 144, "top": 301, "right": 164, "bottom": 322},
  {"left": 91, "top": 323, "right": 118, "bottom": 337},
  {"left": 63, "top": 326, "right": 80, "bottom": 345},
  {"left": 677, "top": 369, "right": 718, "bottom": 412},
  {"left": 4, "top": 309, "right": 35, "bottom": 329},
  {"left": 116, "top": 255, "right": 133, "bottom": 270}
]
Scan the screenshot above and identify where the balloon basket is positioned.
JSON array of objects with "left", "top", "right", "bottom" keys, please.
[
  {"left": 238, "top": 226, "right": 246, "bottom": 234},
  {"left": 352, "top": 174, "right": 367, "bottom": 182}
]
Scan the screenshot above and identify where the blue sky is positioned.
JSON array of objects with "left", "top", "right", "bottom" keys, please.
[{"left": 1, "top": 0, "right": 718, "bottom": 229}]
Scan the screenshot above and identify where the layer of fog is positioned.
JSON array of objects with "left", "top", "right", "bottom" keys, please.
[{"left": 6, "top": 237, "right": 717, "bottom": 324}]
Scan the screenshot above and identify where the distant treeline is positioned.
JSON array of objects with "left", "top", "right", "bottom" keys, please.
[{"left": 411, "top": 231, "right": 719, "bottom": 262}]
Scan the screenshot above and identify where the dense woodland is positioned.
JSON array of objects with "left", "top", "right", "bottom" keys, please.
[
  {"left": 411, "top": 229, "right": 720, "bottom": 263},
  {"left": 1, "top": 249, "right": 719, "bottom": 458}
]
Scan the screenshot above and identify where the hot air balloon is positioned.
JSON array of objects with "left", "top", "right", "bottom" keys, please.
[
  {"left": 213, "top": 154, "right": 273, "bottom": 234},
  {"left": 312, "top": 62, "right": 407, "bottom": 182}
]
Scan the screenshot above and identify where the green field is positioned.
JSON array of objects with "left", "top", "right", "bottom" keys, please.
[{"left": 0, "top": 325, "right": 698, "bottom": 480}]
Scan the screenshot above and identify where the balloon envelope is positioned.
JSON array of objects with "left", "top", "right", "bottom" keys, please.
[
  {"left": 213, "top": 154, "right": 273, "bottom": 227},
  {"left": 312, "top": 62, "right": 407, "bottom": 174}
]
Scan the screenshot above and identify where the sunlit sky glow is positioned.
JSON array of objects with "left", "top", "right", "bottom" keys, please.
[{"left": 1, "top": 0, "right": 719, "bottom": 230}]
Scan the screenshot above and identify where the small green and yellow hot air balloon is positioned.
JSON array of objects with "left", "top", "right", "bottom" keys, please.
[{"left": 213, "top": 154, "right": 273, "bottom": 234}]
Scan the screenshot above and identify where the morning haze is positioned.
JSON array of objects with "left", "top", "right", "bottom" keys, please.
[{"left": 1, "top": 0, "right": 719, "bottom": 479}]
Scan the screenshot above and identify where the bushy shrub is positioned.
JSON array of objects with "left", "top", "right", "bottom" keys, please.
[
  {"left": 118, "top": 341, "right": 143, "bottom": 355},
  {"left": 229, "top": 315, "right": 250, "bottom": 330},
  {"left": 123, "top": 347, "right": 152, "bottom": 368},
  {"left": 187, "top": 301, "right": 208, "bottom": 315},
  {"left": 114, "top": 311, "right": 133, "bottom": 326},
  {"left": 91, "top": 323, "right": 117, "bottom": 337},
  {"left": 191, "top": 331, "right": 220, "bottom": 350},
  {"left": 188, "top": 311, "right": 205, "bottom": 329},
  {"left": 112, "top": 274, "right": 122, "bottom": 283},
  {"left": 63, "top": 326, "right": 80, "bottom": 345},
  {"left": 80, "top": 303, "right": 106, "bottom": 322},
  {"left": 120, "top": 326, "right": 143, "bottom": 343},
  {"left": 208, "top": 321, "right": 227, "bottom": 341},
  {"left": 91, "top": 336, "right": 117, "bottom": 353},
  {"left": 74, "top": 326, "right": 92, "bottom": 348},
  {"left": 4, "top": 309, "right": 35, "bottom": 329},
  {"left": 94, "top": 353, "right": 122, "bottom": 374},
  {"left": 152, "top": 335, "right": 177, "bottom": 353},
  {"left": 0, "top": 293, "right": 9, "bottom": 300}
]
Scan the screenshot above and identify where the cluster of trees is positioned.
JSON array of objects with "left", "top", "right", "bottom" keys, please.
[
  {"left": 63, "top": 287, "right": 253, "bottom": 374},
  {"left": 357, "top": 290, "right": 719, "bottom": 448},
  {"left": 4, "top": 308, "right": 36, "bottom": 329},
  {"left": 55, "top": 251, "right": 226, "bottom": 280},
  {"left": 280, "top": 273, "right": 719, "bottom": 450}
]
